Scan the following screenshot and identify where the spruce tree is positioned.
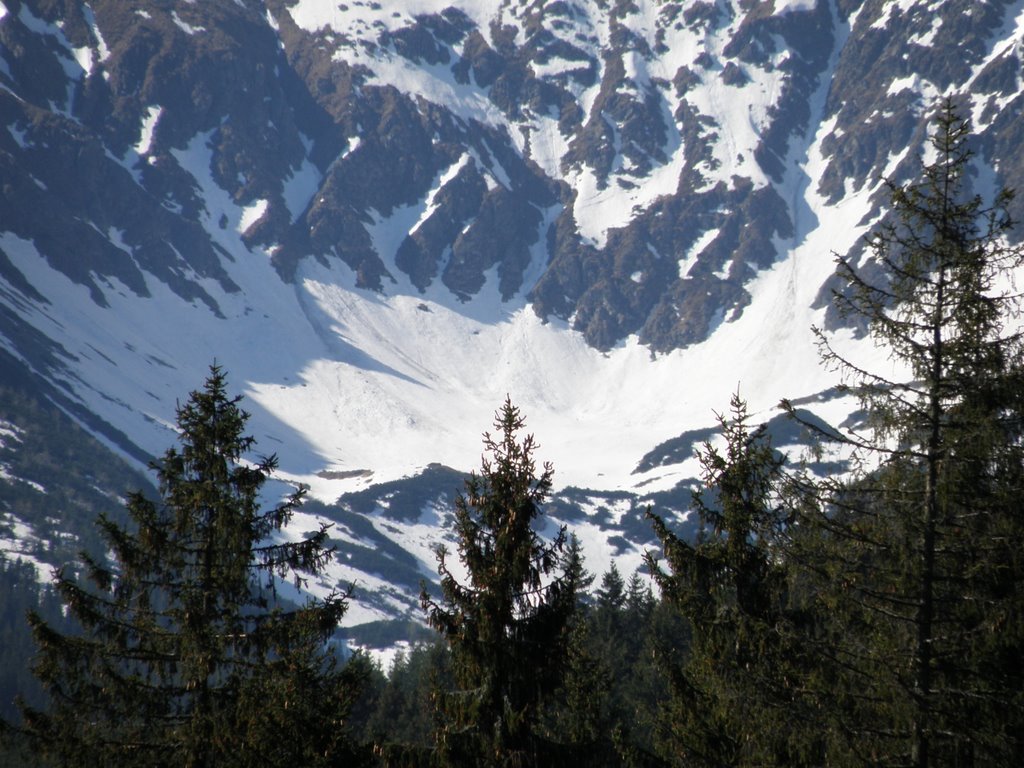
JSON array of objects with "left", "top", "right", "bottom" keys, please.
[
  {"left": 786, "top": 97, "right": 1024, "bottom": 765},
  {"left": 647, "top": 394, "right": 821, "bottom": 766},
  {"left": 421, "top": 398, "right": 582, "bottom": 767},
  {"left": 595, "top": 563, "right": 626, "bottom": 613},
  {"left": 17, "top": 366, "right": 362, "bottom": 767}
]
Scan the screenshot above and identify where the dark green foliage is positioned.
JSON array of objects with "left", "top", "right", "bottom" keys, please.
[
  {"left": 647, "top": 395, "right": 822, "bottom": 767},
  {"left": 542, "top": 615, "right": 614, "bottom": 759},
  {"left": 15, "top": 366, "right": 364, "bottom": 767},
  {"left": 542, "top": 562, "right": 669, "bottom": 767},
  {"left": 421, "top": 398, "right": 583, "bottom": 767},
  {"left": 0, "top": 559, "right": 65, "bottom": 724},
  {"left": 0, "top": 384, "right": 153, "bottom": 566},
  {"left": 789, "top": 98, "right": 1024, "bottom": 765},
  {"left": 361, "top": 564, "right": 673, "bottom": 768},
  {"left": 0, "top": 558, "right": 75, "bottom": 766},
  {"left": 596, "top": 562, "right": 626, "bottom": 611},
  {"left": 364, "top": 641, "right": 452, "bottom": 758},
  {"left": 534, "top": 535, "right": 608, "bottom": 755},
  {"left": 340, "top": 618, "right": 438, "bottom": 649},
  {"left": 4, "top": 97, "right": 1022, "bottom": 768},
  {"left": 0, "top": 375, "right": 155, "bottom": 760},
  {"left": 232, "top": 627, "right": 372, "bottom": 767}
]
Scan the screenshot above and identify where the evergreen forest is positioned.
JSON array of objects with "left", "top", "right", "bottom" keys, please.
[{"left": 1, "top": 100, "right": 1022, "bottom": 767}]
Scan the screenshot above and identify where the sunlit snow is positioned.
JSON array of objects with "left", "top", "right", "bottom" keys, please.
[
  {"left": 286, "top": 0, "right": 798, "bottom": 247},
  {"left": 8, "top": 0, "right": 1019, "bottom": 628},
  {"left": 134, "top": 106, "right": 162, "bottom": 156},
  {"left": 0, "top": 518, "right": 51, "bottom": 584},
  {"left": 239, "top": 199, "right": 269, "bottom": 235},
  {"left": 774, "top": 0, "right": 818, "bottom": 15},
  {"left": 287, "top": 0, "right": 503, "bottom": 44},
  {"left": 172, "top": 11, "right": 205, "bottom": 35}
]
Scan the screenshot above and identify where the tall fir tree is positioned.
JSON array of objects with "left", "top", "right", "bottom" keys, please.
[
  {"left": 421, "top": 398, "right": 582, "bottom": 767},
  {"left": 647, "top": 394, "right": 822, "bottom": 767},
  {"left": 17, "top": 366, "right": 364, "bottom": 767},
  {"left": 786, "top": 97, "right": 1024, "bottom": 765}
]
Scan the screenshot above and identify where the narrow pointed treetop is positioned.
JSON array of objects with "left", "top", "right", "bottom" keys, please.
[
  {"left": 422, "top": 397, "right": 582, "bottom": 767},
  {"left": 18, "top": 365, "right": 363, "bottom": 768}
]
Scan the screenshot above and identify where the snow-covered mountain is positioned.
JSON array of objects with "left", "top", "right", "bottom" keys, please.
[{"left": 2, "top": 0, "right": 1023, "bottom": 638}]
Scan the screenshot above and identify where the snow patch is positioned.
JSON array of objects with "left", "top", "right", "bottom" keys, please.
[
  {"left": 678, "top": 229, "right": 720, "bottom": 279},
  {"left": 239, "top": 199, "right": 269, "bottom": 234},
  {"left": 107, "top": 227, "right": 132, "bottom": 255},
  {"left": 870, "top": 1, "right": 901, "bottom": 30},
  {"left": 773, "top": 0, "right": 817, "bottom": 15},
  {"left": 569, "top": 140, "right": 686, "bottom": 249},
  {"left": 16, "top": 5, "right": 55, "bottom": 37},
  {"left": 8, "top": 124, "right": 29, "bottom": 148},
  {"left": 343, "top": 135, "right": 361, "bottom": 159},
  {"left": 525, "top": 114, "right": 570, "bottom": 179},
  {"left": 0, "top": 518, "right": 53, "bottom": 584},
  {"left": 908, "top": 15, "right": 942, "bottom": 47},
  {"left": 532, "top": 57, "right": 590, "bottom": 79},
  {"left": 283, "top": 157, "right": 320, "bottom": 222},
  {"left": 82, "top": 4, "right": 111, "bottom": 63},
  {"left": 287, "top": 0, "right": 503, "bottom": 42},
  {"left": 172, "top": 11, "right": 205, "bottom": 35},
  {"left": 0, "top": 421, "right": 23, "bottom": 446},
  {"left": 134, "top": 106, "right": 162, "bottom": 156},
  {"left": 71, "top": 44, "right": 94, "bottom": 74},
  {"left": 361, "top": 55, "right": 511, "bottom": 133},
  {"left": 18, "top": 5, "right": 83, "bottom": 84},
  {"left": 412, "top": 154, "right": 472, "bottom": 236}
]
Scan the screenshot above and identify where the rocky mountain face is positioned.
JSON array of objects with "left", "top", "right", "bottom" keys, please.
[{"left": 2, "top": 0, "right": 1023, "bottom": 636}]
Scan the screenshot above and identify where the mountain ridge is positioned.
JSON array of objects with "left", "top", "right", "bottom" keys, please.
[{"left": 2, "top": 0, "right": 1023, "bottom": 632}]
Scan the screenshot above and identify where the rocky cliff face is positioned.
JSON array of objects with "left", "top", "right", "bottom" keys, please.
[
  {"left": 2, "top": 0, "right": 1023, "bottom": 632},
  {"left": 5, "top": 0, "right": 1021, "bottom": 356}
]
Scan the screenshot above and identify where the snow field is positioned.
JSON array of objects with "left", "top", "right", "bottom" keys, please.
[{"left": 13, "top": 0, "right": 1023, "bottom": 629}]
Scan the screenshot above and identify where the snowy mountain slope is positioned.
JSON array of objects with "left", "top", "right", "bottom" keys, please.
[{"left": 1, "top": 0, "right": 1023, "bottom": 634}]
